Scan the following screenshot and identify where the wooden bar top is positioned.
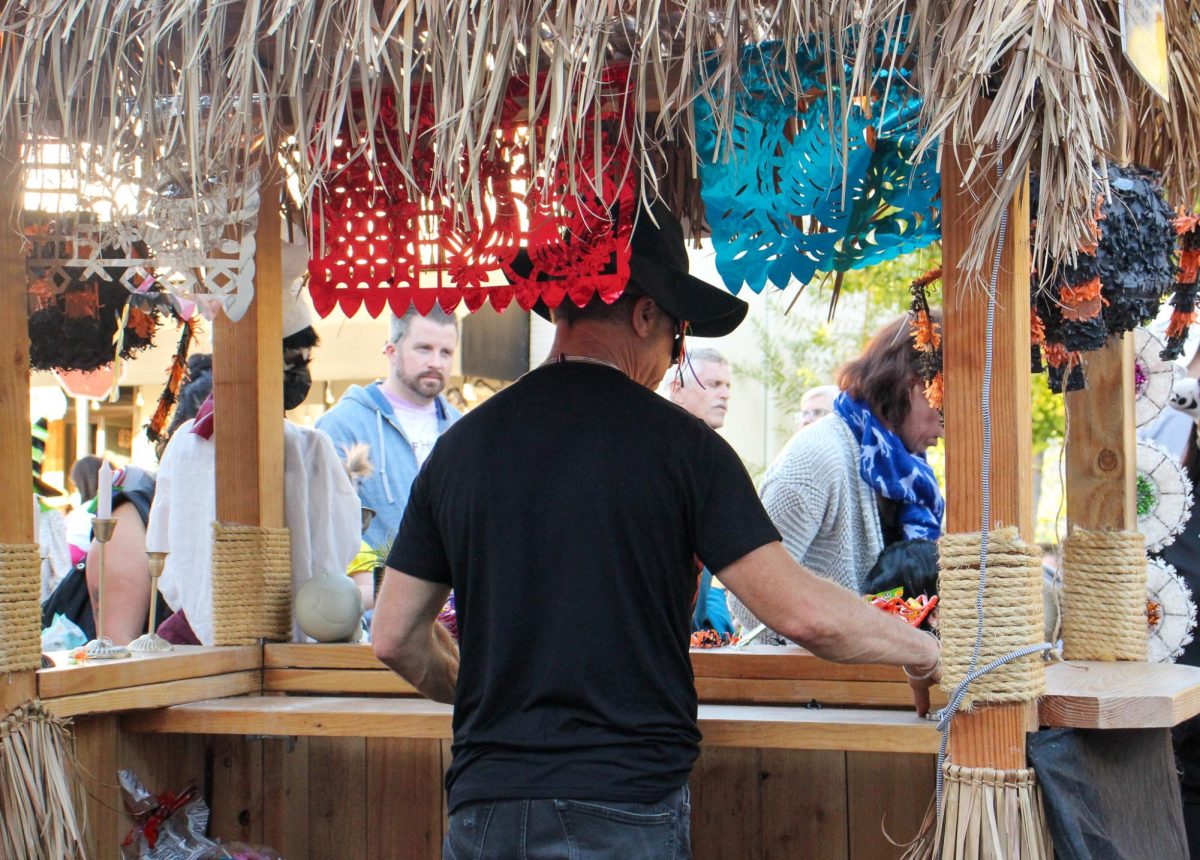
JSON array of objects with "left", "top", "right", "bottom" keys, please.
[
  {"left": 1041, "top": 660, "right": 1200, "bottom": 729},
  {"left": 121, "top": 695, "right": 941, "bottom": 754},
  {"left": 262, "top": 644, "right": 1200, "bottom": 728}
]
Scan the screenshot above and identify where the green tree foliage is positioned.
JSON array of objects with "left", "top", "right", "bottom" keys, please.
[
  {"left": 1030, "top": 370, "right": 1065, "bottom": 455},
  {"left": 737, "top": 246, "right": 940, "bottom": 425}
]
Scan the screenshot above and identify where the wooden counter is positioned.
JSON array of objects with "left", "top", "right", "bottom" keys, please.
[{"left": 55, "top": 643, "right": 1200, "bottom": 860}]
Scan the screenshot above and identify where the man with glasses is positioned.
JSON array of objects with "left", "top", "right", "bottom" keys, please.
[
  {"left": 668, "top": 347, "right": 732, "bottom": 431},
  {"left": 666, "top": 347, "right": 737, "bottom": 635},
  {"left": 372, "top": 202, "right": 941, "bottom": 859},
  {"left": 797, "top": 384, "right": 838, "bottom": 428}
]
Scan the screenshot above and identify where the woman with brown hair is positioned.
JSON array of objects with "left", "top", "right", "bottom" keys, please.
[{"left": 729, "top": 312, "right": 944, "bottom": 637}]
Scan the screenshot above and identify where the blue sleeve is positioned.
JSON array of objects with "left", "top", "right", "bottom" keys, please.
[
  {"left": 704, "top": 580, "right": 735, "bottom": 635},
  {"left": 691, "top": 567, "right": 736, "bottom": 635}
]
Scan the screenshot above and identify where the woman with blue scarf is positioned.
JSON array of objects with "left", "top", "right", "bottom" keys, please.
[{"left": 729, "top": 313, "right": 945, "bottom": 640}]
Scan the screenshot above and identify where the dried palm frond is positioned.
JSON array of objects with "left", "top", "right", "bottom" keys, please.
[
  {"left": 910, "top": 0, "right": 1125, "bottom": 280},
  {"left": 2, "top": 0, "right": 1199, "bottom": 294},
  {"left": 0, "top": 703, "right": 87, "bottom": 860},
  {"left": 0, "top": 1, "right": 276, "bottom": 226},
  {"left": 0, "top": 2, "right": 918, "bottom": 233}
]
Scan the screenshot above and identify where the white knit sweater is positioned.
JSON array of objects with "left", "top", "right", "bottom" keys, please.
[{"left": 728, "top": 414, "right": 883, "bottom": 639}]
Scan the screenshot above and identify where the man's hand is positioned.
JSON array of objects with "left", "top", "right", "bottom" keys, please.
[
  {"left": 718, "top": 543, "right": 946, "bottom": 717},
  {"left": 902, "top": 638, "right": 941, "bottom": 717}
]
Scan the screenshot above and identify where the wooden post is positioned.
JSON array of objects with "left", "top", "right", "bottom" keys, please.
[
  {"left": 0, "top": 147, "right": 37, "bottom": 715},
  {"left": 1065, "top": 338, "right": 1137, "bottom": 532},
  {"left": 213, "top": 175, "right": 285, "bottom": 529},
  {"left": 941, "top": 127, "right": 1037, "bottom": 768},
  {"left": 1066, "top": 101, "right": 1139, "bottom": 535}
]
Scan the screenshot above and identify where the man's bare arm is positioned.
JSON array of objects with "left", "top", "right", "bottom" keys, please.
[
  {"left": 718, "top": 542, "right": 941, "bottom": 715},
  {"left": 371, "top": 568, "right": 458, "bottom": 704}
]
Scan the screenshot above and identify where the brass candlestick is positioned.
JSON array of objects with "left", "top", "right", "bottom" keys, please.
[
  {"left": 85, "top": 517, "right": 131, "bottom": 659},
  {"left": 128, "top": 551, "right": 172, "bottom": 653}
]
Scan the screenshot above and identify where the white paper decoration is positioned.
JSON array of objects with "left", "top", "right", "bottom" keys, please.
[
  {"left": 1137, "top": 439, "right": 1194, "bottom": 552},
  {"left": 1134, "top": 327, "right": 1174, "bottom": 428},
  {"left": 1147, "top": 558, "right": 1197, "bottom": 663}
]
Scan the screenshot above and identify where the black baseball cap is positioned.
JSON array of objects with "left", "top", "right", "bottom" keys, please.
[{"left": 508, "top": 201, "right": 748, "bottom": 338}]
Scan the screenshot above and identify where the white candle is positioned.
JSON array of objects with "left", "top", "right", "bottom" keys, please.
[{"left": 97, "top": 462, "right": 113, "bottom": 519}]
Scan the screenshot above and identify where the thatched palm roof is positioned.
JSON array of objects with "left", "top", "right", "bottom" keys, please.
[{"left": 0, "top": 0, "right": 1197, "bottom": 281}]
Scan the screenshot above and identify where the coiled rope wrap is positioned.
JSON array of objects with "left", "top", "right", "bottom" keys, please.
[
  {"left": 1061, "top": 528, "right": 1147, "bottom": 661},
  {"left": 938, "top": 528, "right": 1046, "bottom": 709},
  {"left": 211, "top": 523, "right": 291, "bottom": 645},
  {"left": 0, "top": 544, "right": 42, "bottom": 674}
]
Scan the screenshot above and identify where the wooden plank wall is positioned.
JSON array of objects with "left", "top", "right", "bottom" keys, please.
[{"left": 76, "top": 718, "right": 934, "bottom": 859}]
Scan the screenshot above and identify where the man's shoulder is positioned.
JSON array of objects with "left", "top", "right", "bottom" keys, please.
[{"left": 316, "top": 384, "right": 379, "bottom": 433}]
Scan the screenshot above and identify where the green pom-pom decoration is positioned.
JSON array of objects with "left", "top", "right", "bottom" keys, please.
[{"left": 1137, "top": 474, "right": 1158, "bottom": 517}]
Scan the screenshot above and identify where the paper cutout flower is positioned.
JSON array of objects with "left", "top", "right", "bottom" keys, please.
[{"left": 693, "top": 32, "right": 940, "bottom": 295}]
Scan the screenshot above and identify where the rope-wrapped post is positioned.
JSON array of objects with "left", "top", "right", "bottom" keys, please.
[
  {"left": 1061, "top": 528, "right": 1147, "bottom": 661},
  {"left": 0, "top": 544, "right": 42, "bottom": 675},
  {"left": 211, "top": 523, "right": 292, "bottom": 646},
  {"left": 938, "top": 528, "right": 1046, "bottom": 710}
]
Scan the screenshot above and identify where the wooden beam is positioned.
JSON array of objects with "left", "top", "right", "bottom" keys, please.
[
  {"left": 41, "top": 670, "right": 260, "bottom": 718},
  {"left": 38, "top": 645, "right": 260, "bottom": 698},
  {"left": 941, "top": 114, "right": 1036, "bottom": 770},
  {"left": 0, "top": 133, "right": 36, "bottom": 717},
  {"left": 121, "top": 697, "right": 941, "bottom": 753},
  {"left": 1065, "top": 336, "right": 1137, "bottom": 531},
  {"left": 261, "top": 665, "right": 948, "bottom": 708},
  {"left": 213, "top": 174, "right": 284, "bottom": 527},
  {"left": 266, "top": 642, "right": 931, "bottom": 682},
  {"left": 264, "top": 668, "right": 420, "bottom": 696}
]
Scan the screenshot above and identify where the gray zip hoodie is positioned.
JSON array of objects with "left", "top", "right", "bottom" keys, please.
[{"left": 315, "top": 381, "right": 461, "bottom": 550}]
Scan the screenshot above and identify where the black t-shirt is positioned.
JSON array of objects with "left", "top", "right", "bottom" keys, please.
[{"left": 388, "top": 361, "right": 781, "bottom": 810}]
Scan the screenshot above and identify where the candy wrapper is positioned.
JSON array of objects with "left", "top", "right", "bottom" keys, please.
[
  {"left": 119, "top": 770, "right": 283, "bottom": 859},
  {"left": 437, "top": 591, "right": 458, "bottom": 641},
  {"left": 866, "top": 587, "right": 938, "bottom": 627},
  {"left": 119, "top": 770, "right": 213, "bottom": 860},
  {"left": 690, "top": 629, "right": 740, "bottom": 648}
]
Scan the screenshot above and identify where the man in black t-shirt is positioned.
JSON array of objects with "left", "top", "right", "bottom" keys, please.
[{"left": 373, "top": 203, "right": 941, "bottom": 859}]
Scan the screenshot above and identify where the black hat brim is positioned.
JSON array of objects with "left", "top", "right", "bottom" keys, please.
[{"left": 510, "top": 249, "right": 748, "bottom": 339}]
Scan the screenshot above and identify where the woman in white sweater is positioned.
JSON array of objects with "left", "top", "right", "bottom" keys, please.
[{"left": 730, "top": 312, "right": 945, "bottom": 639}]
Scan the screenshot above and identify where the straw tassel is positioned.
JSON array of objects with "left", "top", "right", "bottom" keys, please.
[
  {"left": 899, "top": 764, "right": 1053, "bottom": 860},
  {"left": 0, "top": 703, "right": 88, "bottom": 860}
]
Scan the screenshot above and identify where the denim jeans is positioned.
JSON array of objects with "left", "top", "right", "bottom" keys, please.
[{"left": 444, "top": 785, "right": 692, "bottom": 859}]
